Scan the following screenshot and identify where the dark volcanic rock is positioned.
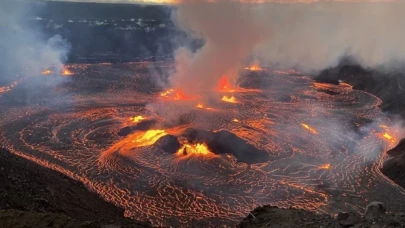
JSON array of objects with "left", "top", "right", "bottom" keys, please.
[
  {"left": 336, "top": 212, "right": 359, "bottom": 227},
  {"left": 182, "top": 128, "right": 272, "bottom": 164},
  {"left": 316, "top": 64, "right": 405, "bottom": 118},
  {"left": 364, "top": 202, "right": 386, "bottom": 222},
  {"left": 154, "top": 135, "right": 181, "bottom": 154},
  {"left": 0, "top": 148, "right": 151, "bottom": 228},
  {"left": 0, "top": 209, "right": 97, "bottom": 228},
  {"left": 382, "top": 139, "right": 405, "bottom": 189},
  {"left": 117, "top": 120, "right": 157, "bottom": 137},
  {"left": 239, "top": 203, "right": 405, "bottom": 228},
  {"left": 237, "top": 205, "right": 335, "bottom": 228},
  {"left": 118, "top": 126, "right": 132, "bottom": 136}
]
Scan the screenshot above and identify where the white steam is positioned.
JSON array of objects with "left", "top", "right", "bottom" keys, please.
[
  {"left": 0, "top": 2, "right": 70, "bottom": 84},
  {"left": 169, "top": 1, "right": 405, "bottom": 92}
]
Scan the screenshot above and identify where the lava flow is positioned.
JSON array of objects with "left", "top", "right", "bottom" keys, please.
[
  {"left": 318, "top": 163, "right": 331, "bottom": 170},
  {"left": 196, "top": 103, "right": 213, "bottom": 110},
  {"left": 161, "top": 88, "right": 198, "bottom": 101},
  {"left": 130, "top": 115, "right": 145, "bottom": 123},
  {"left": 244, "top": 64, "right": 263, "bottom": 71},
  {"left": 62, "top": 68, "right": 74, "bottom": 76},
  {"left": 41, "top": 69, "right": 52, "bottom": 75},
  {"left": 1, "top": 62, "right": 405, "bottom": 227},
  {"left": 221, "top": 95, "right": 238, "bottom": 103},
  {"left": 176, "top": 143, "right": 215, "bottom": 157},
  {"left": 379, "top": 124, "right": 397, "bottom": 144},
  {"left": 301, "top": 123, "right": 318, "bottom": 134},
  {"left": 218, "top": 75, "right": 235, "bottom": 92}
]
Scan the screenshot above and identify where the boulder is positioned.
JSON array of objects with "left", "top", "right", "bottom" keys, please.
[
  {"left": 336, "top": 212, "right": 360, "bottom": 227},
  {"left": 364, "top": 202, "right": 386, "bottom": 221}
]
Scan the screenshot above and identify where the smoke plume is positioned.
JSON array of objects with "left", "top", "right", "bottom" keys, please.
[
  {"left": 169, "top": 1, "right": 405, "bottom": 92},
  {"left": 0, "top": 1, "right": 70, "bottom": 85}
]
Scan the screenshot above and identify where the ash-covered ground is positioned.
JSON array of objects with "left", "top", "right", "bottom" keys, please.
[{"left": 1, "top": 62, "right": 404, "bottom": 227}]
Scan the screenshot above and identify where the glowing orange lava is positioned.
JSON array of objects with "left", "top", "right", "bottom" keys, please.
[
  {"left": 196, "top": 103, "right": 213, "bottom": 110},
  {"left": 318, "top": 163, "right": 331, "bottom": 170},
  {"left": 218, "top": 75, "right": 235, "bottom": 92},
  {"left": 41, "top": 69, "right": 52, "bottom": 75},
  {"left": 173, "top": 89, "right": 195, "bottom": 100},
  {"left": 232, "top": 118, "right": 240, "bottom": 122},
  {"left": 160, "top": 89, "right": 175, "bottom": 97},
  {"left": 378, "top": 125, "right": 396, "bottom": 144},
  {"left": 132, "top": 130, "right": 167, "bottom": 147},
  {"left": 221, "top": 95, "right": 238, "bottom": 103},
  {"left": 217, "top": 75, "right": 261, "bottom": 93},
  {"left": 161, "top": 88, "right": 197, "bottom": 101},
  {"left": 245, "top": 64, "right": 263, "bottom": 71},
  {"left": 62, "top": 68, "right": 74, "bottom": 76},
  {"left": 176, "top": 143, "right": 213, "bottom": 157},
  {"left": 301, "top": 123, "right": 318, "bottom": 135},
  {"left": 130, "top": 115, "right": 145, "bottom": 123},
  {"left": 383, "top": 133, "right": 393, "bottom": 140},
  {"left": 381, "top": 132, "right": 396, "bottom": 144}
]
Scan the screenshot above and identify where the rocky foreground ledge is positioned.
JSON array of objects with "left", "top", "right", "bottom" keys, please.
[
  {"left": 0, "top": 148, "right": 151, "bottom": 228},
  {"left": 239, "top": 202, "right": 405, "bottom": 228}
]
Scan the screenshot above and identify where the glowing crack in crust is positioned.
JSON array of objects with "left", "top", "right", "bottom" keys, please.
[{"left": 301, "top": 123, "right": 318, "bottom": 135}]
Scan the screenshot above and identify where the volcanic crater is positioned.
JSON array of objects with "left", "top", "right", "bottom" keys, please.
[{"left": 1, "top": 62, "right": 405, "bottom": 227}]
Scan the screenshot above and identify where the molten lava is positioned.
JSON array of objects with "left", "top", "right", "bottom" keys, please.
[
  {"left": 383, "top": 133, "right": 393, "bottom": 140},
  {"left": 381, "top": 132, "right": 396, "bottom": 144},
  {"left": 217, "top": 75, "right": 261, "bottom": 93},
  {"left": 176, "top": 143, "right": 213, "bottom": 157},
  {"left": 130, "top": 115, "right": 145, "bottom": 123},
  {"left": 301, "top": 123, "right": 318, "bottom": 134},
  {"left": 132, "top": 130, "right": 167, "bottom": 147},
  {"left": 318, "top": 163, "right": 331, "bottom": 170},
  {"left": 161, "top": 88, "right": 197, "bottom": 101},
  {"left": 245, "top": 64, "right": 263, "bottom": 71},
  {"left": 232, "top": 118, "right": 240, "bottom": 122},
  {"left": 379, "top": 125, "right": 396, "bottom": 143},
  {"left": 196, "top": 103, "right": 213, "bottom": 110},
  {"left": 160, "top": 89, "right": 175, "bottom": 97},
  {"left": 41, "top": 69, "right": 52, "bottom": 75},
  {"left": 218, "top": 75, "right": 235, "bottom": 92},
  {"left": 62, "top": 68, "right": 73, "bottom": 76},
  {"left": 221, "top": 95, "right": 238, "bottom": 103},
  {"left": 174, "top": 89, "right": 190, "bottom": 100}
]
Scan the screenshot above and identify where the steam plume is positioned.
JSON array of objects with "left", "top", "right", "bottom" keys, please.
[
  {"left": 169, "top": 1, "right": 405, "bottom": 92},
  {"left": 0, "top": 1, "right": 70, "bottom": 85}
]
